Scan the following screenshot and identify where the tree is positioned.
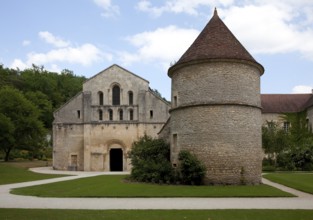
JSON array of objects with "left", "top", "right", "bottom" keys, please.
[
  {"left": 24, "top": 91, "right": 53, "bottom": 128},
  {"left": 128, "top": 135, "right": 174, "bottom": 183},
  {"left": 262, "top": 121, "right": 290, "bottom": 165},
  {"left": 262, "top": 112, "right": 313, "bottom": 171},
  {"left": 178, "top": 150, "right": 206, "bottom": 185},
  {"left": 0, "top": 86, "right": 46, "bottom": 161},
  {"left": 0, "top": 113, "right": 15, "bottom": 161}
]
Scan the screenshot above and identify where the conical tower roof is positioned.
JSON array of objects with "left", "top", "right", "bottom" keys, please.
[{"left": 169, "top": 9, "right": 264, "bottom": 75}]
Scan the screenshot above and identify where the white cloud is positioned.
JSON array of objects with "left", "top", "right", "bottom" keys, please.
[
  {"left": 11, "top": 31, "right": 113, "bottom": 71},
  {"left": 136, "top": 0, "right": 234, "bottom": 16},
  {"left": 136, "top": 1, "right": 313, "bottom": 62},
  {"left": 27, "top": 44, "right": 106, "bottom": 66},
  {"left": 119, "top": 25, "right": 199, "bottom": 68},
  {"left": 292, "top": 85, "right": 313, "bottom": 94},
  {"left": 93, "top": 0, "right": 120, "bottom": 17},
  {"left": 39, "top": 31, "right": 70, "bottom": 48},
  {"left": 10, "top": 59, "right": 28, "bottom": 70},
  {"left": 22, "top": 40, "right": 31, "bottom": 46}
]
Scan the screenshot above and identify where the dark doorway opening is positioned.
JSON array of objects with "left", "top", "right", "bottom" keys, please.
[{"left": 110, "top": 148, "right": 123, "bottom": 171}]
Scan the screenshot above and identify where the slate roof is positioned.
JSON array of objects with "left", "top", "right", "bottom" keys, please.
[
  {"left": 170, "top": 9, "right": 263, "bottom": 73},
  {"left": 261, "top": 94, "right": 313, "bottom": 113}
]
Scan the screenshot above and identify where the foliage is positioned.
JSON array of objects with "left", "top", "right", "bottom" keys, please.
[
  {"left": 262, "top": 111, "right": 313, "bottom": 171},
  {"left": 11, "top": 174, "right": 291, "bottom": 198},
  {"left": 0, "top": 64, "right": 85, "bottom": 161},
  {"left": 128, "top": 135, "right": 174, "bottom": 183},
  {"left": 178, "top": 150, "right": 206, "bottom": 185},
  {"left": 0, "top": 86, "right": 46, "bottom": 161},
  {"left": 0, "top": 64, "right": 85, "bottom": 128},
  {"left": 264, "top": 172, "right": 313, "bottom": 195}
]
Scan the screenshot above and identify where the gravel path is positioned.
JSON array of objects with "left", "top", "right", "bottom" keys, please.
[{"left": 0, "top": 167, "right": 312, "bottom": 210}]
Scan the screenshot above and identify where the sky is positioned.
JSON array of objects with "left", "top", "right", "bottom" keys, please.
[{"left": 1, "top": 0, "right": 313, "bottom": 100}]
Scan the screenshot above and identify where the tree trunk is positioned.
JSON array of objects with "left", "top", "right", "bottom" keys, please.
[{"left": 4, "top": 148, "right": 11, "bottom": 162}]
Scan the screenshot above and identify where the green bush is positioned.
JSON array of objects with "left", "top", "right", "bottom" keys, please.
[
  {"left": 128, "top": 135, "right": 174, "bottom": 183},
  {"left": 178, "top": 150, "right": 206, "bottom": 185}
]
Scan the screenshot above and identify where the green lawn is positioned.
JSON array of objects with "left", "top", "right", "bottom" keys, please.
[
  {"left": 12, "top": 175, "right": 292, "bottom": 197},
  {"left": 1, "top": 209, "right": 313, "bottom": 220},
  {"left": 264, "top": 172, "right": 313, "bottom": 194},
  {"left": 0, "top": 161, "right": 67, "bottom": 185}
]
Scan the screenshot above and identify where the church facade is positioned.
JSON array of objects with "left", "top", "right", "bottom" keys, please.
[{"left": 53, "top": 64, "right": 170, "bottom": 171}]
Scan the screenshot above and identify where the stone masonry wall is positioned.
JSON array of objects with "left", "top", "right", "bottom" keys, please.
[
  {"left": 170, "top": 61, "right": 262, "bottom": 184},
  {"left": 171, "top": 105, "right": 262, "bottom": 184}
]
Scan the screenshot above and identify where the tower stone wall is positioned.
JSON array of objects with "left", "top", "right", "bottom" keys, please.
[
  {"left": 168, "top": 10, "right": 264, "bottom": 185},
  {"left": 170, "top": 61, "right": 263, "bottom": 184}
]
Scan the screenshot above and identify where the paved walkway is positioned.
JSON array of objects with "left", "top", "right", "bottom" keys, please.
[{"left": 0, "top": 167, "right": 313, "bottom": 210}]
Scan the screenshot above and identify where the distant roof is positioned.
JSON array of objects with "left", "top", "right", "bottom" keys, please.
[
  {"left": 169, "top": 9, "right": 263, "bottom": 74},
  {"left": 261, "top": 94, "right": 313, "bottom": 113}
]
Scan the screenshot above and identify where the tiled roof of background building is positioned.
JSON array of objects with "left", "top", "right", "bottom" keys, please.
[{"left": 261, "top": 94, "right": 313, "bottom": 113}]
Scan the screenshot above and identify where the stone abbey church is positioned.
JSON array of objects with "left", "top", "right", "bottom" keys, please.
[{"left": 53, "top": 10, "right": 313, "bottom": 184}]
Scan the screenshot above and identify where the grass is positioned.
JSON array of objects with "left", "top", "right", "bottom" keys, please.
[
  {"left": 12, "top": 175, "right": 293, "bottom": 197},
  {"left": 1, "top": 209, "right": 313, "bottom": 220},
  {"left": 264, "top": 172, "right": 313, "bottom": 194},
  {"left": 0, "top": 160, "right": 67, "bottom": 185}
]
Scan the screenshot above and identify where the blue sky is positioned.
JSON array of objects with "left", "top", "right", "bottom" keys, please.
[{"left": 1, "top": 0, "right": 313, "bottom": 100}]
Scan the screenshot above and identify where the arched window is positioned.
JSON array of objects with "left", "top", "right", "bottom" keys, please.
[
  {"left": 108, "top": 109, "right": 113, "bottom": 121},
  {"left": 128, "top": 91, "right": 133, "bottom": 105},
  {"left": 98, "top": 91, "right": 103, "bottom": 105},
  {"left": 99, "top": 109, "right": 103, "bottom": 121},
  {"left": 112, "top": 85, "right": 120, "bottom": 105},
  {"left": 119, "top": 109, "right": 123, "bottom": 121},
  {"left": 129, "top": 109, "right": 133, "bottom": 121}
]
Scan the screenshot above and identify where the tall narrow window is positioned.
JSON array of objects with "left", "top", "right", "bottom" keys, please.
[
  {"left": 128, "top": 91, "right": 133, "bottom": 105},
  {"left": 174, "top": 96, "right": 177, "bottom": 107},
  {"left": 283, "top": 121, "right": 290, "bottom": 132},
  {"left": 98, "top": 91, "right": 103, "bottom": 105},
  {"left": 77, "top": 110, "right": 80, "bottom": 119},
  {"left": 129, "top": 109, "right": 133, "bottom": 121},
  {"left": 112, "top": 85, "right": 120, "bottom": 105},
  {"left": 108, "top": 109, "right": 113, "bottom": 121},
  {"left": 173, "top": 134, "right": 177, "bottom": 151},
  {"left": 119, "top": 109, "right": 123, "bottom": 120},
  {"left": 99, "top": 109, "right": 103, "bottom": 121},
  {"left": 150, "top": 110, "right": 153, "bottom": 119}
]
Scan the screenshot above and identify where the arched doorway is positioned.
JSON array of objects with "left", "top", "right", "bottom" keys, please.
[{"left": 110, "top": 148, "right": 123, "bottom": 171}]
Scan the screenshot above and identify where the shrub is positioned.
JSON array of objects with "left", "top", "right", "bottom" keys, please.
[
  {"left": 128, "top": 135, "right": 174, "bottom": 183},
  {"left": 178, "top": 150, "right": 206, "bottom": 185}
]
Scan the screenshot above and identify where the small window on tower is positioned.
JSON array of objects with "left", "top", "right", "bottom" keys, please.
[
  {"left": 150, "top": 110, "right": 153, "bottom": 119},
  {"left": 77, "top": 110, "right": 80, "bottom": 119},
  {"left": 174, "top": 96, "right": 177, "bottom": 107}
]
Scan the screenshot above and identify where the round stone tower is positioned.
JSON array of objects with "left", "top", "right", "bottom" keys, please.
[{"left": 168, "top": 9, "right": 264, "bottom": 185}]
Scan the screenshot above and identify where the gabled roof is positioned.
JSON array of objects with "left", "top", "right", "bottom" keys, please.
[
  {"left": 261, "top": 94, "right": 313, "bottom": 113},
  {"left": 83, "top": 64, "right": 149, "bottom": 85},
  {"left": 306, "top": 95, "right": 313, "bottom": 109},
  {"left": 169, "top": 9, "right": 263, "bottom": 74}
]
